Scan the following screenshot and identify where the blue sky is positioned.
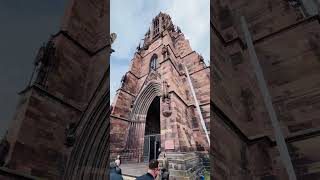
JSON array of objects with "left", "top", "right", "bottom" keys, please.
[{"left": 110, "top": 0, "right": 210, "bottom": 103}]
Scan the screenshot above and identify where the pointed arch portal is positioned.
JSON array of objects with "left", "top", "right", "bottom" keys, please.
[{"left": 123, "top": 80, "right": 162, "bottom": 162}]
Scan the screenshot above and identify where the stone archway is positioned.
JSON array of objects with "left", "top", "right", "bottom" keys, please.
[
  {"left": 144, "top": 96, "right": 161, "bottom": 162},
  {"left": 122, "top": 80, "right": 162, "bottom": 162}
]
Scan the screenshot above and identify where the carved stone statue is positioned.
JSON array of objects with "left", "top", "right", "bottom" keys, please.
[
  {"left": 121, "top": 73, "right": 127, "bottom": 87},
  {"left": 162, "top": 81, "right": 172, "bottom": 117},
  {"left": 110, "top": 33, "right": 117, "bottom": 45},
  {"left": 65, "top": 122, "right": 76, "bottom": 147},
  {"left": 177, "top": 26, "right": 182, "bottom": 33},
  {"left": 241, "top": 88, "right": 254, "bottom": 122},
  {"left": 145, "top": 29, "right": 150, "bottom": 37},
  {"left": 162, "top": 24, "right": 166, "bottom": 30},
  {"left": 130, "top": 99, "right": 135, "bottom": 108},
  {"left": 136, "top": 43, "right": 141, "bottom": 51},
  {"left": 162, "top": 98, "right": 172, "bottom": 117},
  {"left": 34, "top": 37, "right": 56, "bottom": 88},
  {"left": 162, "top": 46, "right": 170, "bottom": 60},
  {"left": 162, "top": 81, "right": 169, "bottom": 99},
  {"left": 199, "top": 54, "right": 204, "bottom": 62}
]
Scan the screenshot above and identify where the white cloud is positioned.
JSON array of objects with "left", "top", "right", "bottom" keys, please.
[{"left": 164, "top": 0, "right": 210, "bottom": 62}]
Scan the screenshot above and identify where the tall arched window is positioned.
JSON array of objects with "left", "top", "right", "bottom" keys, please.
[
  {"left": 150, "top": 54, "right": 158, "bottom": 71},
  {"left": 153, "top": 18, "right": 159, "bottom": 36}
]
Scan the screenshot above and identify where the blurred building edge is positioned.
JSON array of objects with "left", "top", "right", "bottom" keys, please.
[
  {"left": 0, "top": 134, "right": 9, "bottom": 167},
  {"left": 212, "top": 0, "right": 320, "bottom": 180},
  {"left": 0, "top": 0, "right": 110, "bottom": 179}
]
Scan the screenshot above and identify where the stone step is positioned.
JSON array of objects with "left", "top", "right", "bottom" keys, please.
[{"left": 123, "top": 175, "right": 137, "bottom": 180}]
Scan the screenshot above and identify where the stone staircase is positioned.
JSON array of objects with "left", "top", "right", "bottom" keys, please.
[{"left": 196, "top": 151, "right": 210, "bottom": 172}]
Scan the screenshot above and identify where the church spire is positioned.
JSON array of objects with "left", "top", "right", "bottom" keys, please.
[{"left": 142, "top": 12, "right": 176, "bottom": 49}]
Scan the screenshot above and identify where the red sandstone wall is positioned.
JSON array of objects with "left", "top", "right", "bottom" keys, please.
[
  {"left": 6, "top": 89, "right": 81, "bottom": 178},
  {"left": 110, "top": 13, "right": 210, "bottom": 159},
  {"left": 212, "top": 0, "right": 320, "bottom": 179},
  {"left": 4, "top": 0, "right": 110, "bottom": 179}
]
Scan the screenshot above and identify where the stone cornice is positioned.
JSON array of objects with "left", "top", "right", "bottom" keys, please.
[
  {"left": 169, "top": 91, "right": 195, "bottom": 108},
  {"left": 127, "top": 71, "right": 140, "bottom": 79},
  {"left": 189, "top": 66, "right": 210, "bottom": 76},
  {"left": 210, "top": 20, "right": 246, "bottom": 49},
  {"left": 110, "top": 115, "right": 131, "bottom": 122},
  {"left": 211, "top": 15, "right": 320, "bottom": 50},
  {"left": 19, "top": 84, "right": 83, "bottom": 113},
  {"left": 252, "top": 15, "right": 320, "bottom": 44},
  {"left": 211, "top": 101, "right": 320, "bottom": 147},
  {"left": 117, "top": 88, "right": 136, "bottom": 97},
  {"left": 53, "top": 30, "right": 111, "bottom": 56}
]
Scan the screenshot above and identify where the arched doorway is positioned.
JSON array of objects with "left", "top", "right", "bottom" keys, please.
[
  {"left": 143, "top": 96, "right": 160, "bottom": 162},
  {"left": 123, "top": 80, "right": 162, "bottom": 162}
]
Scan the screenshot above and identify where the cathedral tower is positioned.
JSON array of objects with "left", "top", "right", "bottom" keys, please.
[{"left": 110, "top": 12, "right": 210, "bottom": 178}]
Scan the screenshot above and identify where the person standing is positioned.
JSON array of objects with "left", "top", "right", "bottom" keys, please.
[
  {"left": 160, "top": 153, "right": 169, "bottom": 180},
  {"left": 115, "top": 155, "right": 121, "bottom": 166},
  {"left": 115, "top": 155, "right": 122, "bottom": 175},
  {"left": 136, "top": 159, "right": 160, "bottom": 180},
  {"left": 157, "top": 148, "right": 161, "bottom": 159},
  {"left": 109, "top": 162, "right": 123, "bottom": 180}
]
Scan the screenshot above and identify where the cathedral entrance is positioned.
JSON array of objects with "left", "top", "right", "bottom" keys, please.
[{"left": 143, "top": 96, "right": 160, "bottom": 162}]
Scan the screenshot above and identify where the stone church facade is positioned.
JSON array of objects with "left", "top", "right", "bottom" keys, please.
[
  {"left": 0, "top": 2, "right": 210, "bottom": 179},
  {"left": 110, "top": 12, "right": 210, "bottom": 178},
  {"left": 0, "top": 0, "right": 111, "bottom": 179},
  {"left": 212, "top": 0, "right": 320, "bottom": 180},
  {"left": 2, "top": 0, "right": 319, "bottom": 179}
]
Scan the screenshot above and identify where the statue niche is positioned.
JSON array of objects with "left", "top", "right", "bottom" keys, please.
[
  {"left": 162, "top": 81, "right": 172, "bottom": 117},
  {"left": 34, "top": 36, "right": 56, "bottom": 88},
  {"left": 162, "top": 45, "right": 170, "bottom": 60},
  {"left": 120, "top": 73, "right": 127, "bottom": 88}
]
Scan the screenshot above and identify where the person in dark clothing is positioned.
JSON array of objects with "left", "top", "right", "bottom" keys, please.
[
  {"left": 110, "top": 162, "right": 123, "bottom": 180},
  {"left": 157, "top": 148, "right": 161, "bottom": 159},
  {"left": 115, "top": 166, "right": 122, "bottom": 175},
  {"left": 160, "top": 168, "right": 169, "bottom": 180},
  {"left": 160, "top": 153, "right": 169, "bottom": 180},
  {"left": 136, "top": 159, "right": 160, "bottom": 180}
]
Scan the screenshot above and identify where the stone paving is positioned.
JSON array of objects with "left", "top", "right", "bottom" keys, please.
[
  {"left": 120, "top": 163, "right": 149, "bottom": 178},
  {"left": 123, "top": 175, "right": 136, "bottom": 180}
]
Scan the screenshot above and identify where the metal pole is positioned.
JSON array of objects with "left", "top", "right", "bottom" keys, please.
[
  {"left": 240, "top": 16, "right": 297, "bottom": 180},
  {"left": 184, "top": 66, "right": 210, "bottom": 145}
]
